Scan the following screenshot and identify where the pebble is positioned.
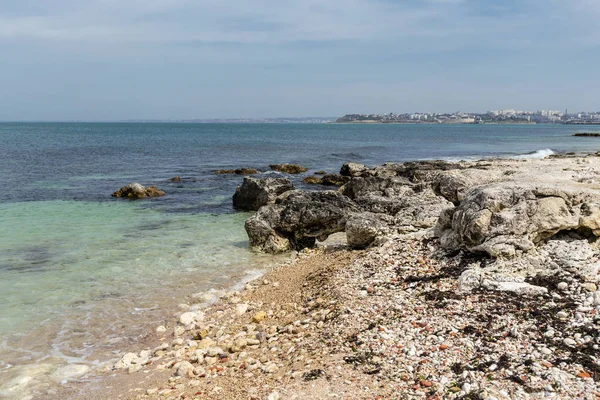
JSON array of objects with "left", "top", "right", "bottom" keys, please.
[
  {"left": 252, "top": 311, "right": 267, "bottom": 323},
  {"left": 155, "top": 325, "right": 167, "bottom": 333},
  {"left": 557, "top": 282, "right": 569, "bottom": 291},
  {"left": 179, "top": 312, "right": 197, "bottom": 326},
  {"left": 581, "top": 283, "right": 597, "bottom": 292},
  {"left": 174, "top": 361, "right": 194, "bottom": 377},
  {"left": 236, "top": 303, "right": 249, "bottom": 316},
  {"left": 556, "top": 311, "right": 569, "bottom": 319},
  {"left": 267, "top": 391, "right": 280, "bottom": 400},
  {"left": 563, "top": 338, "right": 577, "bottom": 347}
]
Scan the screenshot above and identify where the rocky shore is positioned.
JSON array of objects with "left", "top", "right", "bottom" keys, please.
[{"left": 59, "top": 155, "right": 600, "bottom": 400}]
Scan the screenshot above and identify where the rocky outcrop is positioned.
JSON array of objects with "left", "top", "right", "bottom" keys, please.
[
  {"left": 111, "top": 183, "right": 165, "bottom": 199},
  {"left": 432, "top": 169, "right": 502, "bottom": 205},
  {"left": 233, "top": 177, "right": 294, "bottom": 211},
  {"left": 269, "top": 164, "right": 307, "bottom": 174},
  {"left": 435, "top": 183, "right": 600, "bottom": 257},
  {"left": 215, "top": 168, "right": 259, "bottom": 175},
  {"left": 245, "top": 191, "right": 359, "bottom": 253},
  {"left": 341, "top": 176, "right": 452, "bottom": 231}
]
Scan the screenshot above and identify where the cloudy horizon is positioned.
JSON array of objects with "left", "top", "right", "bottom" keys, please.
[{"left": 0, "top": 0, "right": 598, "bottom": 121}]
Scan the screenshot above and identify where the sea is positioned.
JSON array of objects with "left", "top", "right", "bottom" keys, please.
[{"left": 1, "top": 122, "right": 599, "bottom": 398}]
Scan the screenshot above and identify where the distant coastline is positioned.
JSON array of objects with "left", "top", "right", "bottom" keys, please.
[{"left": 334, "top": 110, "right": 600, "bottom": 125}]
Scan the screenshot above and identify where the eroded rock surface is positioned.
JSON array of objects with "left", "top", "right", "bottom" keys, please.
[
  {"left": 245, "top": 191, "right": 359, "bottom": 253},
  {"left": 436, "top": 183, "right": 600, "bottom": 257}
]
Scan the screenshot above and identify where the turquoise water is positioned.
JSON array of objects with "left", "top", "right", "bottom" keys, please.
[
  {"left": 1, "top": 122, "right": 600, "bottom": 398},
  {"left": 0, "top": 200, "right": 258, "bottom": 335}
]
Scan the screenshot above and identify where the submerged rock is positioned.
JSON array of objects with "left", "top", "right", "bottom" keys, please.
[
  {"left": 302, "top": 176, "right": 322, "bottom": 184},
  {"left": 215, "top": 168, "right": 259, "bottom": 175},
  {"left": 111, "top": 183, "right": 165, "bottom": 199},
  {"left": 320, "top": 174, "right": 350, "bottom": 186},
  {"left": 269, "top": 163, "right": 307, "bottom": 174},
  {"left": 233, "top": 177, "right": 294, "bottom": 211},
  {"left": 245, "top": 190, "right": 359, "bottom": 253}
]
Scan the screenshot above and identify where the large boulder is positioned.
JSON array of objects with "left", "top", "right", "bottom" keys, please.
[
  {"left": 233, "top": 177, "right": 294, "bottom": 211},
  {"left": 245, "top": 190, "right": 360, "bottom": 253},
  {"left": 346, "top": 213, "right": 390, "bottom": 249},
  {"left": 435, "top": 183, "right": 600, "bottom": 257},
  {"left": 111, "top": 183, "right": 165, "bottom": 199}
]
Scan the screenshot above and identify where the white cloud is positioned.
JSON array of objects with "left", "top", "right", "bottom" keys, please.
[{"left": 0, "top": 0, "right": 570, "bottom": 46}]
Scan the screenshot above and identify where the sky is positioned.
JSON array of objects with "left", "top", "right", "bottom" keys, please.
[{"left": 0, "top": 0, "right": 598, "bottom": 121}]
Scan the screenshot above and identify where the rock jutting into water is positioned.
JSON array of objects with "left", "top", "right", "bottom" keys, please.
[
  {"left": 111, "top": 183, "right": 166, "bottom": 199},
  {"left": 573, "top": 132, "right": 600, "bottom": 137},
  {"left": 245, "top": 190, "right": 359, "bottom": 253},
  {"left": 232, "top": 177, "right": 294, "bottom": 211},
  {"left": 241, "top": 156, "right": 600, "bottom": 255},
  {"left": 269, "top": 163, "right": 308, "bottom": 174}
]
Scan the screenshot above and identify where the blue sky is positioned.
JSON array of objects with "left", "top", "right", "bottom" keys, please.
[{"left": 0, "top": 0, "right": 598, "bottom": 120}]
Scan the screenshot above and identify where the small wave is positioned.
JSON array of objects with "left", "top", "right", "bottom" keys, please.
[{"left": 512, "top": 149, "right": 555, "bottom": 160}]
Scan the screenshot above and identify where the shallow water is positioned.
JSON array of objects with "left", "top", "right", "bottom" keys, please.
[{"left": 1, "top": 122, "right": 599, "bottom": 398}]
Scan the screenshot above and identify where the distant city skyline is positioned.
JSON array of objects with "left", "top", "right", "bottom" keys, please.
[{"left": 0, "top": 1, "right": 599, "bottom": 121}]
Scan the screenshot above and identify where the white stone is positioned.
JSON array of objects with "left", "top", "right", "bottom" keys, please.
[
  {"left": 594, "top": 291, "right": 600, "bottom": 306},
  {"left": 458, "top": 269, "right": 482, "bottom": 293},
  {"left": 486, "top": 281, "right": 548, "bottom": 296},
  {"left": 556, "top": 311, "right": 568, "bottom": 319},
  {"left": 563, "top": 338, "right": 577, "bottom": 347},
  {"left": 114, "top": 353, "right": 139, "bottom": 370},
  {"left": 179, "top": 312, "right": 197, "bottom": 326},
  {"left": 462, "top": 383, "right": 472, "bottom": 393},
  {"left": 155, "top": 325, "right": 167, "bottom": 333},
  {"left": 175, "top": 361, "right": 194, "bottom": 377},
  {"left": 267, "top": 391, "right": 280, "bottom": 400},
  {"left": 236, "top": 303, "right": 249, "bottom": 316},
  {"left": 207, "top": 347, "right": 224, "bottom": 357},
  {"left": 557, "top": 282, "right": 568, "bottom": 291}
]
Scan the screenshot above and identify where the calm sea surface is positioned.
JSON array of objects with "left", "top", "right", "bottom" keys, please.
[{"left": 1, "top": 122, "right": 599, "bottom": 397}]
